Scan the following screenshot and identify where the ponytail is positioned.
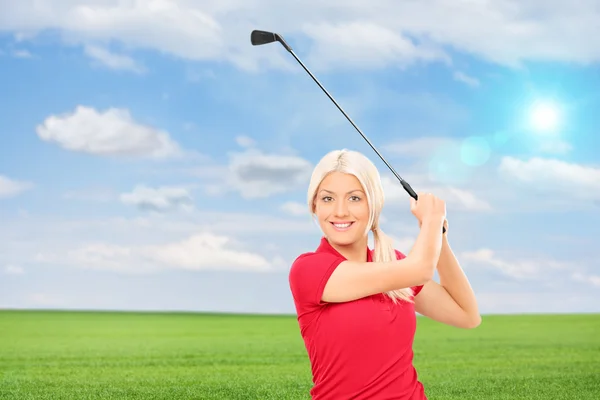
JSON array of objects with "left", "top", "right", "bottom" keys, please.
[
  {"left": 372, "top": 226, "right": 414, "bottom": 303},
  {"left": 304, "top": 147, "right": 416, "bottom": 303}
]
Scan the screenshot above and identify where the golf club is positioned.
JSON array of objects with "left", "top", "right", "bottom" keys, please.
[{"left": 251, "top": 29, "right": 446, "bottom": 233}]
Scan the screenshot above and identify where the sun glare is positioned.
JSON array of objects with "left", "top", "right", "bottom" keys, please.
[{"left": 530, "top": 101, "right": 560, "bottom": 133}]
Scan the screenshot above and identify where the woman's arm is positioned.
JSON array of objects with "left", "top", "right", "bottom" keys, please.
[
  {"left": 322, "top": 217, "right": 445, "bottom": 303},
  {"left": 414, "top": 232, "right": 481, "bottom": 329}
]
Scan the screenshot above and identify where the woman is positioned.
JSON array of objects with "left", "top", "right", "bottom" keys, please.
[{"left": 289, "top": 149, "right": 480, "bottom": 399}]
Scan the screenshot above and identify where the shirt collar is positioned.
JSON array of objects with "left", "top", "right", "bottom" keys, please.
[{"left": 316, "top": 236, "right": 373, "bottom": 262}]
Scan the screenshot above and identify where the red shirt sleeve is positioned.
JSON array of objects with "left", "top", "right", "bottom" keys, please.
[
  {"left": 289, "top": 252, "right": 345, "bottom": 316},
  {"left": 395, "top": 249, "right": 424, "bottom": 297}
]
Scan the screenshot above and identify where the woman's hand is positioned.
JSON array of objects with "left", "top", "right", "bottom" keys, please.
[{"left": 410, "top": 192, "right": 448, "bottom": 234}]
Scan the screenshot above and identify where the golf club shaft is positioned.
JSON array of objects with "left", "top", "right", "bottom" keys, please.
[
  {"left": 285, "top": 49, "right": 419, "bottom": 201},
  {"left": 252, "top": 30, "right": 445, "bottom": 233}
]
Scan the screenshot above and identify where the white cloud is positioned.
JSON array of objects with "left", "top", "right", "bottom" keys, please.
[
  {"left": 572, "top": 272, "right": 600, "bottom": 288},
  {"left": 83, "top": 44, "right": 145, "bottom": 73},
  {"left": 536, "top": 139, "right": 573, "bottom": 155},
  {"left": 147, "top": 233, "right": 279, "bottom": 272},
  {"left": 390, "top": 0, "right": 600, "bottom": 67},
  {"left": 4, "top": 264, "right": 24, "bottom": 275},
  {"left": 461, "top": 248, "right": 570, "bottom": 282},
  {"left": 185, "top": 68, "right": 217, "bottom": 83},
  {"left": 0, "top": 175, "right": 33, "bottom": 198},
  {"left": 40, "top": 232, "right": 279, "bottom": 274},
  {"left": 235, "top": 135, "right": 255, "bottom": 148},
  {"left": 0, "top": 0, "right": 290, "bottom": 72},
  {"left": 381, "top": 142, "right": 599, "bottom": 213},
  {"left": 12, "top": 49, "right": 33, "bottom": 58},
  {"left": 463, "top": 248, "right": 535, "bottom": 280},
  {"left": 498, "top": 156, "right": 600, "bottom": 200},
  {"left": 0, "top": 210, "right": 318, "bottom": 277},
  {"left": 280, "top": 201, "right": 307, "bottom": 216},
  {"left": 453, "top": 71, "right": 480, "bottom": 87},
  {"left": 377, "top": 135, "right": 495, "bottom": 212},
  {"left": 36, "top": 105, "right": 182, "bottom": 159},
  {"left": 382, "top": 175, "right": 492, "bottom": 212},
  {"left": 204, "top": 149, "right": 313, "bottom": 199},
  {"left": 385, "top": 235, "right": 415, "bottom": 254},
  {"left": 302, "top": 21, "right": 450, "bottom": 70},
  {"left": 0, "top": 1, "right": 599, "bottom": 73},
  {"left": 443, "top": 187, "right": 493, "bottom": 211},
  {"left": 120, "top": 185, "right": 195, "bottom": 213}
]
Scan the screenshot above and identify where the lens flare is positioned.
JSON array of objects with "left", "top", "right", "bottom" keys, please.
[{"left": 461, "top": 136, "right": 491, "bottom": 166}]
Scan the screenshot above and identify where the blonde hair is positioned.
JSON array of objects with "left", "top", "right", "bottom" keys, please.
[{"left": 307, "top": 149, "right": 414, "bottom": 303}]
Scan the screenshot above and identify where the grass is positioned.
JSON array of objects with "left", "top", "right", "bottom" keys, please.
[{"left": 0, "top": 310, "right": 598, "bottom": 399}]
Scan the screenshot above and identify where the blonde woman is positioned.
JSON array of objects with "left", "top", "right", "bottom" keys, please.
[{"left": 289, "top": 149, "right": 481, "bottom": 400}]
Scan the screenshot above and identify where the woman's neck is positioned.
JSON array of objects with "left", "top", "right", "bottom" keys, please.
[{"left": 327, "top": 236, "right": 369, "bottom": 262}]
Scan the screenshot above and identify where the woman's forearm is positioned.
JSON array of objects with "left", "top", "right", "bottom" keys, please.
[
  {"left": 437, "top": 235, "right": 480, "bottom": 322},
  {"left": 408, "top": 217, "right": 445, "bottom": 279}
]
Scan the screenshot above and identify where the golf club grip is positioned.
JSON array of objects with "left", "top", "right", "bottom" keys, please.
[{"left": 401, "top": 181, "right": 447, "bottom": 234}]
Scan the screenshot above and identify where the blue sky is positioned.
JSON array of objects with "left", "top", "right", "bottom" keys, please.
[{"left": 1, "top": 1, "right": 599, "bottom": 315}]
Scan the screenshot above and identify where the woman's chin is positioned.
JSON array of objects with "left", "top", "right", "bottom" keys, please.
[{"left": 324, "top": 229, "right": 362, "bottom": 246}]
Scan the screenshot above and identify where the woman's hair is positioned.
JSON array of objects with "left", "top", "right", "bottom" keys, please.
[{"left": 307, "top": 149, "right": 414, "bottom": 303}]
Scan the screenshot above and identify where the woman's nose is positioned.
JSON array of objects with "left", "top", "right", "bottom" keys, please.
[{"left": 334, "top": 201, "right": 349, "bottom": 216}]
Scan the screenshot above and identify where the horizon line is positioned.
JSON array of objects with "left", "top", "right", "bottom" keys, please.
[{"left": 2, "top": 307, "right": 599, "bottom": 318}]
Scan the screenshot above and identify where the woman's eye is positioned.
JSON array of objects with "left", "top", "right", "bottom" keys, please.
[{"left": 321, "top": 195, "right": 360, "bottom": 202}]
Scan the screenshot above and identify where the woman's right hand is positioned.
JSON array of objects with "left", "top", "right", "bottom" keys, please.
[{"left": 410, "top": 192, "right": 446, "bottom": 226}]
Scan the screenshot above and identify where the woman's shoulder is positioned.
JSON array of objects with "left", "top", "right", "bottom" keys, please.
[
  {"left": 291, "top": 250, "right": 342, "bottom": 270},
  {"left": 288, "top": 249, "right": 346, "bottom": 309}
]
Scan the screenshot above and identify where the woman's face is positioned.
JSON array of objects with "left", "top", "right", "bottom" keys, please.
[{"left": 313, "top": 171, "right": 371, "bottom": 247}]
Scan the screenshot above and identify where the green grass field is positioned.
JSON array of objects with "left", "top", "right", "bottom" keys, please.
[{"left": 1, "top": 310, "right": 598, "bottom": 399}]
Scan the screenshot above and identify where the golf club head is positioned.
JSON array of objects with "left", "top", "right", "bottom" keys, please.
[
  {"left": 251, "top": 30, "right": 276, "bottom": 46},
  {"left": 250, "top": 30, "right": 292, "bottom": 52}
]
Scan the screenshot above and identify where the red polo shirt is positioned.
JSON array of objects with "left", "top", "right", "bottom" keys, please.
[{"left": 289, "top": 236, "right": 426, "bottom": 400}]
